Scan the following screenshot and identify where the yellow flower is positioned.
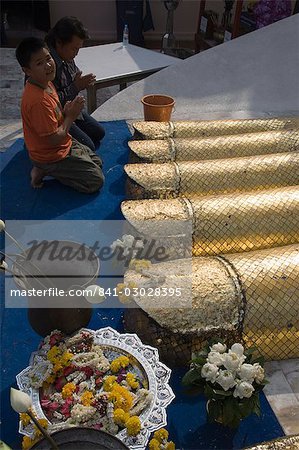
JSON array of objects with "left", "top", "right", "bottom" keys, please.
[
  {"left": 149, "top": 430, "right": 175, "bottom": 449},
  {"left": 126, "top": 415, "right": 141, "bottom": 436},
  {"left": 110, "top": 356, "right": 130, "bottom": 373},
  {"left": 115, "top": 283, "right": 134, "bottom": 305},
  {"left": 109, "top": 384, "right": 133, "bottom": 412},
  {"left": 103, "top": 375, "right": 117, "bottom": 392},
  {"left": 47, "top": 348, "right": 72, "bottom": 371},
  {"left": 20, "top": 413, "right": 31, "bottom": 427},
  {"left": 61, "top": 382, "right": 76, "bottom": 399},
  {"left": 52, "top": 362, "right": 63, "bottom": 373},
  {"left": 129, "top": 259, "right": 151, "bottom": 271},
  {"left": 60, "top": 351, "right": 73, "bottom": 365},
  {"left": 81, "top": 391, "right": 94, "bottom": 406},
  {"left": 38, "top": 418, "right": 48, "bottom": 428},
  {"left": 126, "top": 372, "right": 139, "bottom": 389},
  {"left": 154, "top": 428, "right": 169, "bottom": 443},
  {"left": 142, "top": 379, "right": 149, "bottom": 389},
  {"left": 47, "top": 346, "right": 60, "bottom": 363},
  {"left": 34, "top": 419, "right": 49, "bottom": 437},
  {"left": 149, "top": 439, "right": 161, "bottom": 450},
  {"left": 116, "top": 283, "right": 125, "bottom": 292},
  {"left": 22, "top": 435, "right": 38, "bottom": 450},
  {"left": 45, "top": 374, "right": 56, "bottom": 384},
  {"left": 114, "top": 408, "right": 130, "bottom": 426}
]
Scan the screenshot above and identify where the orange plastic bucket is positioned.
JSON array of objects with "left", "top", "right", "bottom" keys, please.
[{"left": 141, "top": 94, "right": 175, "bottom": 121}]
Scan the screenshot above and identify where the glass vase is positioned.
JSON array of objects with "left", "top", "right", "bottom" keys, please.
[{"left": 206, "top": 399, "right": 225, "bottom": 425}]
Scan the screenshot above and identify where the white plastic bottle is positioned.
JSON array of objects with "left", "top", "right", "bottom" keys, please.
[{"left": 122, "top": 24, "right": 129, "bottom": 47}]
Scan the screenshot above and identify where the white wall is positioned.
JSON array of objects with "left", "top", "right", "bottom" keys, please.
[
  {"left": 49, "top": 0, "right": 201, "bottom": 42},
  {"left": 145, "top": 0, "right": 200, "bottom": 41},
  {"left": 49, "top": 0, "right": 298, "bottom": 43},
  {"left": 49, "top": 0, "right": 117, "bottom": 42}
]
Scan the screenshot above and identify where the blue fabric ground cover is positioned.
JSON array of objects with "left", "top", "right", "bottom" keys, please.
[
  {"left": 0, "top": 120, "right": 284, "bottom": 448},
  {"left": 0, "top": 121, "right": 130, "bottom": 220}
]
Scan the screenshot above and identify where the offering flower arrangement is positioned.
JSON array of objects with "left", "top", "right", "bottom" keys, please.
[
  {"left": 182, "top": 340, "right": 268, "bottom": 428},
  {"left": 16, "top": 327, "right": 175, "bottom": 450}
]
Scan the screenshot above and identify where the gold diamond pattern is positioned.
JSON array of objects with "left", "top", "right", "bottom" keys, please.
[
  {"left": 128, "top": 130, "right": 299, "bottom": 163},
  {"left": 124, "top": 117, "right": 299, "bottom": 360},
  {"left": 125, "top": 152, "right": 299, "bottom": 200},
  {"left": 227, "top": 245, "right": 299, "bottom": 359},
  {"left": 133, "top": 117, "right": 299, "bottom": 140},
  {"left": 188, "top": 186, "right": 299, "bottom": 256}
]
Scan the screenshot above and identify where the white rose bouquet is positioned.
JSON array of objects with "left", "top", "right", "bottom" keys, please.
[{"left": 182, "top": 340, "right": 268, "bottom": 428}]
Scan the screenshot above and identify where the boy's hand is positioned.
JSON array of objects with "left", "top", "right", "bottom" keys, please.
[
  {"left": 74, "top": 71, "right": 96, "bottom": 90},
  {"left": 64, "top": 96, "right": 85, "bottom": 120}
]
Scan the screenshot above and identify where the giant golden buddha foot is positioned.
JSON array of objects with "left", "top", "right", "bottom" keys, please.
[
  {"left": 122, "top": 186, "right": 299, "bottom": 256},
  {"left": 129, "top": 129, "right": 299, "bottom": 163},
  {"left": 132, "top": 117, "right": 299, "bottom": 140},
  {"left": 125, "top": 152, "right": 299, "bottom": 199},
  {"left": 123, "top": 244, "right": 299, "bottom": 365}
]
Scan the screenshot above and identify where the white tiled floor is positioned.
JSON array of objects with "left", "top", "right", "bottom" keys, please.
[
  {"left": 264, "top": 359, "right": 299, "bottom": 435},
  {"left": 1, "top": 47, "right": 298, "bottom": 436}
]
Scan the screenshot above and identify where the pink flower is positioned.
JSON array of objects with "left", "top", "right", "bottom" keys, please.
[
  {"left": 117, "top": 368, "right": 127, "bottom": 383},
  {"left": 41, "top": 400, "right": 60, "bottom": 418},
  {"left": 60, "top": 398, "right": 73, "bottom": 418},
  {"left": 41, "top": 399, "right": 51, "bottom": 409},
  {"left": 94, "top": 370, "right": 104, "bottom": 377},
  {"left": 80, "top": 366, "right": 94, "bottom": 378},
  {"left": 63, "top": 365, "right": 76, "bottom": 377},
  {"left": 95, "top": 376, "right": 103, "bottom": 386},
  {"left": 49, "top": 332, "right": 63, "bottom": 347},
  {"left": 55, "top": 376, "right": 67, "bottom": 391},
  {"left": 117, "top": 373, "right": 126, "bottom": 383},
  {"left": 93, "top": 423, "right": 103, "bottom": 430}
]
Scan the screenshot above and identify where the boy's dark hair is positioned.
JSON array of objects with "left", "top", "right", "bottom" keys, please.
[
  {"left": 15, "top": 37, "right": 47, "bottom": 68},
  {"left": 45, "top": 16, "right": 89, "bottom": 48}
]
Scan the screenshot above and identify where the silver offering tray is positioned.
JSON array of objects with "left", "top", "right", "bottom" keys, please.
[{"left": 16, "top": 327, "right": 175, "bottom": 450}]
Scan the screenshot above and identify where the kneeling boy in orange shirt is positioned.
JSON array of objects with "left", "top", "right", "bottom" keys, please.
[{"left": 16, "top": 37, "right": 104, "bottom": 193}]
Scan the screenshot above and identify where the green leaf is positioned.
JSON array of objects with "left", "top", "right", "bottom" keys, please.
[
  {"left": 213, "top": 389, "right": 233, "bottom": 397},
  {"left": 239, "top": 397, "right": 254, "bottom": 418},
  {"left": 238, "top": 394, "right": 261, "bottom": 419},
  {"left": 204, "top": 383, "right": 225, "bottom": 400},
  {"left": 182, "top": 368, "right": 201, "bottom": 386},
  {"left": 245, "top": 346, "right": 258, "bottom": 356},
  {"left": 222, "top": 397, "right": 242, "bottom": 428},
  {"left": 192, "top": 350, "right": 208, "bottom": 359},
  {"left": 204, "top": 383, "right": 214, "bottom": 398},
  {"left": 253, "top": 394, "right": 261, "bottom": 417},
  {"left": 191, "top": 355, "right": 207, "bottom": 366},
  {"left": 207, "top": 399, "right": 223, "bottom": 422},
  {"left": 252, "top": 356, "right": 265, "bottom": 366},
  {"left": 245, "top": 347, "right": 260, "bottom": 364},
  {"left": 210, "top": 337, "right": 223, "bottom": 345}
]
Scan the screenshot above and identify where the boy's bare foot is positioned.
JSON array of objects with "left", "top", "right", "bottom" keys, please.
[{"left": 31, "top": 166, "right": 45, "bottom": 188}]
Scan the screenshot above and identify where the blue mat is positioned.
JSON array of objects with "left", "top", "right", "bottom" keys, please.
[
  {"left": 0, "top": 121, "right": 284, "bottom": 449},
  {"left": 0, "top": 121, "right": 130, "bottom": 220}
]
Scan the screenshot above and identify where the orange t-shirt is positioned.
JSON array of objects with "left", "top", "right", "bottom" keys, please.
[{"left": 21, "top": 81, "right": 72, "bottom": 163}]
